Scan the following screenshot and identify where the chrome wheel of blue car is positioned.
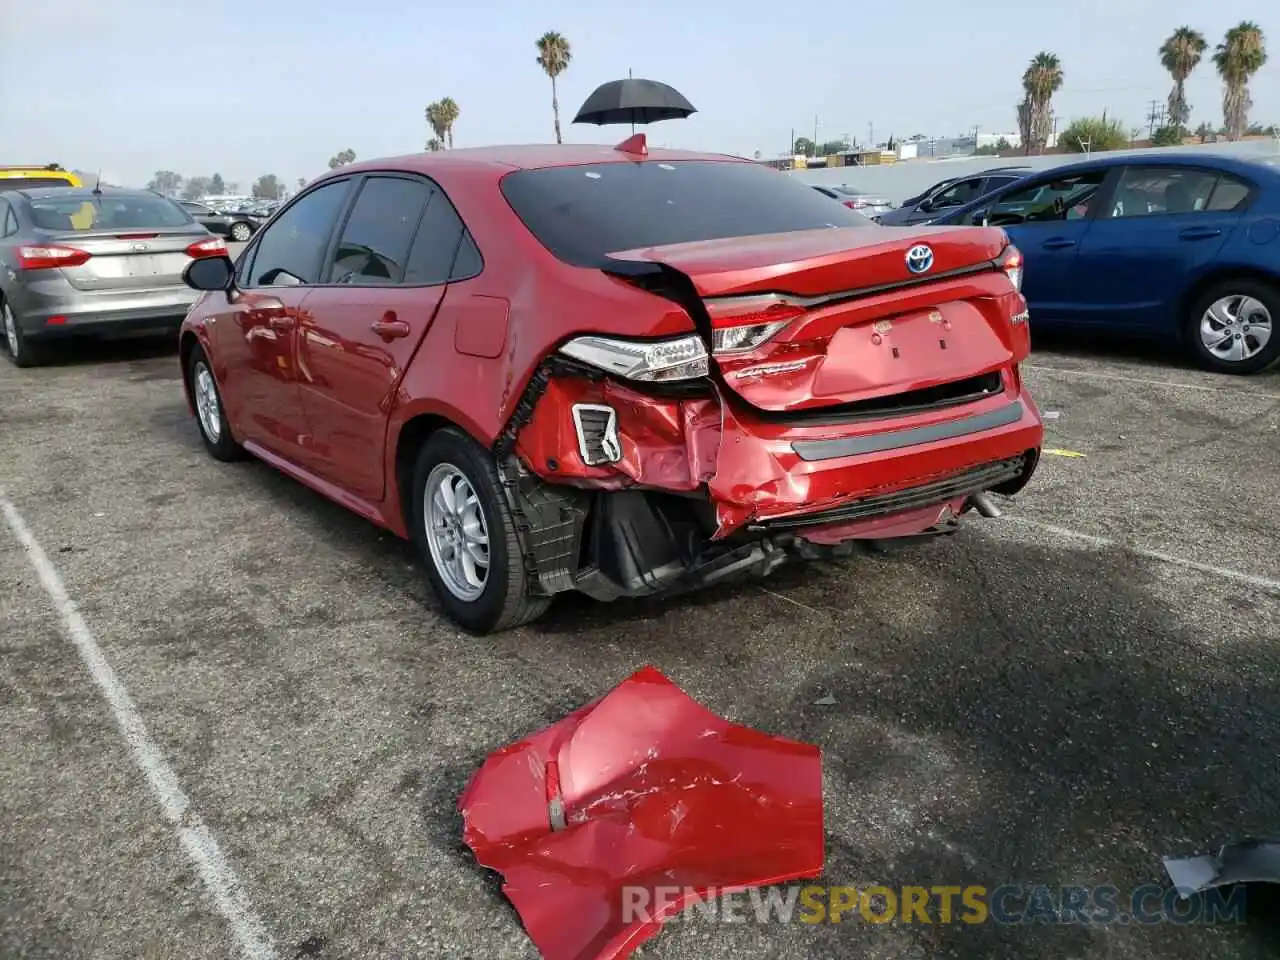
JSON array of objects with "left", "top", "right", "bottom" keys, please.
[{"left": 1201, "top": 295, "right": 1272, "bottom": 364}]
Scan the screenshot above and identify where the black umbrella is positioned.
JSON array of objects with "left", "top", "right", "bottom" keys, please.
[{"left": 572, "top": 77, "right": 697, "bottom": 130}]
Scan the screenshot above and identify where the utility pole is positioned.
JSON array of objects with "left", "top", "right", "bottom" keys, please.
[
  {"left": 1146, "top": 100, "right": 1162, "bottom": 139},
  {"left": 813, "top": 115, "right": 819, "bottom": 155},
  {"left": 868, "top": 122, "right": 874, "bottom": 147}
]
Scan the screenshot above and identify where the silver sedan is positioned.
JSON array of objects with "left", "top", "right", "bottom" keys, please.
[{"left": 0, "top": 186, "right": 226, "bottom": 367}]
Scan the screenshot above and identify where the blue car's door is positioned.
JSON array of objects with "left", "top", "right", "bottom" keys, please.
[
  {"left": 1068, "top": 164, "right": 1249, "bottom": 332},
  {"left": 945, "top": 167, "right": 1113, "bottom": 322}
]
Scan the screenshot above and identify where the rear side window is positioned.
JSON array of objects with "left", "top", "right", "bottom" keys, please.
[
  {"left": 1205, "top": 174, "right": 1251, "bottom": 211},
  {"left": 27, "top": 195, "right": 193, "bottom": 231},
  {"left": 0, "top": 176, "right": 76, "bottom": 192},
  {"left": 404, "top": 188, "right": 473, "bottom": 285},
  {"left": 1, "top": 202, "right": 16, "bottom": 237},
  {"left": 246, "top": 180, "right": 351, "bottom": 286},
  {"left": 326, "top": 176, "right": 432, "bottom": 284},
  {"left": 500, "top": 159, "right": 871, "bottom": 267}
]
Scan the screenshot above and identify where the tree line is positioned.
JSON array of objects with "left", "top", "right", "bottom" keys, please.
[
  {"left": 1018, "top": 21, "right": 1269, "bottom": 155},
  {"left": 145, "top": 170, "right": 302, "bottom": 200}
]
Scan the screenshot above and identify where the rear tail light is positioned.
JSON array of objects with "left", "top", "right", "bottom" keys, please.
[
  {"left": 997, "top": 244, "right": 1022, "bottom": 292},
  {"left": 559, "top": 334, "right": 709, "bottom": 382},
  {"left": 842, "top": 198, "right": 869, "bottom": 209},
  {"left": 17, "top": 244, "right": 91, "bottom": 270},
  {"left": 703, "top": 296, "right": 806, "bottom": 355},
  {"left": 186, "top": 237, "right": 228, "bottom": 259}
]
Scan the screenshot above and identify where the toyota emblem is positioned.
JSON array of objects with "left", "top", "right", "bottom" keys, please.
[{"left": 905, "top": 244, "right": 934, "bottom": 274}]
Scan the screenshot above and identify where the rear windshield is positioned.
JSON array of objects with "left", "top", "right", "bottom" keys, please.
[
  {"left": 28, "top": 195, "right": 193, "bottom": 231},
  {"left": 0, "top": 176, "right": 76, "bottom": 192},
  {"left": 500, "top": 159, "right": 872, "bottom": 267}
]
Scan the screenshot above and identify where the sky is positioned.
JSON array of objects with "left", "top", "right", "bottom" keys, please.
[{"left": 2, "top": 0, "right": 1275, "bottom": 190}]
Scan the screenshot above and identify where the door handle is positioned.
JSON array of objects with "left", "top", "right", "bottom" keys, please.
[
  {"left": 1179, "top": 226, "right": 1222, "bottom": 240},
  {"left": 267, "top": 315, "right": 295, "bottom": 330},
  {"left": 1042, "top": 238, "right": 1077, "bottom": 250},
  {"left": 370, "top": 318, "right": 411, "bottom": 340}
]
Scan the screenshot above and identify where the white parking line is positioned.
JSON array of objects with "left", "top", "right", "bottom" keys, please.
[
  {"left": 1023, "top": 363, "right": 1280, "bottom": 401},
  {"left": 0, "top": 492, "right": 277, "bottom": 960},
  {"left": 1001, "top": 516, "right": 1280, "bottom": 594}
]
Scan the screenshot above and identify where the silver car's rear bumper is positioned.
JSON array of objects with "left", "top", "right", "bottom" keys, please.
[{"left": 11, "top": 281, "right": 199, "bottom": 338}]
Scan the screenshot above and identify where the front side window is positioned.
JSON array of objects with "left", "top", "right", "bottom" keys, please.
[
  {"left": 979, "top": 170, "right": 1108, "bottom": 225},
  {"left": 326, "top": 176, "right": 433, "bottom": 285},
  {"left": 244, "top": 180, "right": 351, "bottom": 286},
  {"left": 1105, "top": 167, "right": 1250, "bottom": 218},
  {"left": 500, "top": 159, "right": 871, "bottom": 268},
  {"left": 930, "top": 178, "right": 986, "bottom": 209}
]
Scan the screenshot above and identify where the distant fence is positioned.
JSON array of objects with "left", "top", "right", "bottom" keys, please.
[{"left": 787, "top": 138, "right": 1280, "bottom": 205}]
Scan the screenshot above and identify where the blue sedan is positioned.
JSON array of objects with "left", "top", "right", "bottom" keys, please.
[{"left": 929, "top": 152, "right": 1280, "bottom": 375}]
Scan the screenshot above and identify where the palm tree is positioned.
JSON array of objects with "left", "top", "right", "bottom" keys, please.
[
  {"left": 438, "top": 97, "right": 460, "bottom": 149},
  {"left": 535, "top": 31, "right": 573, "bottom": 144},
  {"left": 1021, "top": 52, "right": 1064, "bottom": 154},
  {"left": 427, "top": 102, "right": 448, "bottom": 149},
  {"left": 426, "top": 138, "right": 443, "bottom": 152},
  {"left": 1213, "top": 21, "right": 1267, "bottom": 140},
  {"left": 1160, "top": 27, "right": 1207, "bottom": 130}
]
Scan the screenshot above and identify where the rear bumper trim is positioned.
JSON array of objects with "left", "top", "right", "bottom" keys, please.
[
  {"left": 791, "top": 401, "right": 1025, "bottom": 461},
  {"left": 749, "top": 454, "right": 1030, "bottom": 531}
]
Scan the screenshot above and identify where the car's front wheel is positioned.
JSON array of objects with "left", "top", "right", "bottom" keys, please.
[
  {"left": 229, "top": 221, "right": 253, "bottom": 242},
  {"left": 188, "top": 345, "right": 244, "bottom": 461},
  {"left": 411, "top": 428, "right": 550, "bottom": 634},
  {"left": 1186, "top": 279, "right": 1280, "bottom": 375}
]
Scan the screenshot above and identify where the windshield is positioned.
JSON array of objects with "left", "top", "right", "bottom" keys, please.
[
  {"left": 29, "top": 194, "right": 193, "bottom": 231},
  {"left": 500, "top": 159, "right": 872, "bottom": 267}
]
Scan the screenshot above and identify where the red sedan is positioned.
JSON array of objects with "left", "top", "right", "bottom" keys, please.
[{"left": 178, "top": 136, "right": 1043, "bottom": 634}]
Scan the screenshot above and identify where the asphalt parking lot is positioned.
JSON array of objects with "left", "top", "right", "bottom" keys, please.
[{"left": 2, "top": 304, "right": 1279, "bottom": 958}]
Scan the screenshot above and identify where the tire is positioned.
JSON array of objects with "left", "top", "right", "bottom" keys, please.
[
  {"left": 229, "top": 221, "right": 253, "bottom": 242},
  {"left": 2, "top": 299, "right": 47, "bottom": 368},
  {"left": 410, "top": 427, "right": 550, "bottom": 634},
  {"left": 187, "top": 345, "right": 245, "bottom": 461},
  {"left": 1185, "top": 278, "right": 1280, "bottom": 375}
]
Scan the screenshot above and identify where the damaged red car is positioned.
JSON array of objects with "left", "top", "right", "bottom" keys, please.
[{"left": 178, "top": 136, "right": 1044, "bottom": 634}]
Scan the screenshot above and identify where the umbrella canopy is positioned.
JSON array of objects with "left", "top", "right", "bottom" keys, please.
[
  {"left": 459, "top": 666, "right": 824, "bottom": 960},
  {"left": 572, "top": 78, "right": 697, "bottom": 126}
]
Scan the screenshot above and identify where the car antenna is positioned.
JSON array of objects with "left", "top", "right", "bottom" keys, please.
[{"left": 92, "top": 170, "right": 103, "bottom": 195}]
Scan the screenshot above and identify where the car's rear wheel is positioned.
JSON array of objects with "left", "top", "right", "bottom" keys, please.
[
  {"left": 229, "top": 221, "right": 253, "bottom": 242},
  {"left": 1186, "top": 279, "right": 1280, "bottom": 375},
  {"left": 411, "top": 428, "right": 550, "bottom": 634},
  {"left": 188, "top": 345, "right": 244, "bottom": 461},
  {"left": 2, "top": 300, "right": 46, "bottom": 368}
]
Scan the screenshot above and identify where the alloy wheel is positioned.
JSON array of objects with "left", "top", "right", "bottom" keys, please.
[
  {"left": 424, "top": 463, "right": 490, "bottom": 602},
  {"left": 3, "top": 304, "right": 18, "bottom": 358},
  {"left": 1200, "top": 295, "right": 1273, "bottom": 364},
  {"left": 193, "top": 361, "right": 222, "bottom": 442}
]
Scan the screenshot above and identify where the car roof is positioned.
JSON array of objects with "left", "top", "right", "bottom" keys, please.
[
  {"left": 14, "top": 185, "right": 158, "bottom": 201},
  {"left": 330, "top": 142, "right": 751, "bottom": 179},
  {"left": 1022, "top": 150, "right": 1280, "bottom": 181}
]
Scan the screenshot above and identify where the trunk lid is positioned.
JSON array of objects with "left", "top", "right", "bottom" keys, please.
[
  {"left": 38, "top": 226, "right": 209, "bottom": 291},
  {"left": 607, "top": 225, "right": 1020, "bottom": 413}
]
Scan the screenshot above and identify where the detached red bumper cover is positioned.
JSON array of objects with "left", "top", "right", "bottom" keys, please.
[{"left": 458, "top": 667, "right": 825, "bottom": 960}]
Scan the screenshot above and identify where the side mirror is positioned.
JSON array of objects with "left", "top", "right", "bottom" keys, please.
[{"left": 183, "top": 255, "right": 235, "bottom": 292}]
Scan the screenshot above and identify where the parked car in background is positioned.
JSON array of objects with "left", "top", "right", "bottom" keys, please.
[
  {"left": 0, "top": 164, "right": 82, "bottom": 192},
  {"left": 179, "top": 200, "right": 262, "bottom": 242},
  {"left": 810, "top": 183, "right": 893, "bottom": 216},
  {"left": 876, "top": 167, "right": 1031, "bottom": 225},
  {"left": 0, "top": 186, "right": 227, "bottom": 366},
  {"left": 177, "top": 141, "right": 1042, "bottom": 634},
  {"left": 930, "top": 152, "right": 1280, "bottom": 374}
]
